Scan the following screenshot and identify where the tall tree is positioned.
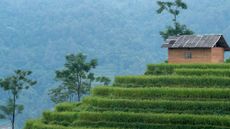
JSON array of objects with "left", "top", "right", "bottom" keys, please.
[
  {"left": 0, "top": 99, "right": 24, "bottom": 128},
  {"left": 156, "top": 0, "right": 194, "bottom": 40},
  {"left": 0, "top": 70, "right": 37, "bottom": 129},
  {"left": 49, "top": 53, "right": 111, "bottom": 104}
]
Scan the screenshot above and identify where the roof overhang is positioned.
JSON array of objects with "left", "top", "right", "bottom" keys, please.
[{"left": 161, "top": 34, "right": 230, "bottom": 50}]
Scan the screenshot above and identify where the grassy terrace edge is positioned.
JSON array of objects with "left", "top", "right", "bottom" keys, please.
[
  {"left": 76, "top": 121, "right": 230, "bottom": 129},
  {"left": 39, "top": 111, "right": 230, "bottom": 128},
  {"left": 114, "top": 75, "right": 230, "bottom": 87},
  {"left": 24, "top": 120, "right": 122, "bottom": 129},
  {"left": 174, "top": 68, "right": 230, "bottom": 76},
  {"left": 76, "top": 111, "right": 230, "bottom": 127},
  {"left": 81, "top": 97, "right": 230, "bottom": 115},
  {"left": 92, "top": 86, "right": 230, "bottom": 100},
  {"left": 145, "top": 63, "right": 230, "bottom": 75}
]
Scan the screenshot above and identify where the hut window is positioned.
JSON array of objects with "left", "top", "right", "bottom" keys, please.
[{"left": 184, "top": 51, "right": 192, "bottom": 59}]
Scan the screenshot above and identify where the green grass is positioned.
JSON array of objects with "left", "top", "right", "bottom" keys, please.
[
  {"left": 55, "top": 102, "right": 82, "bottom": 112},
  {"left": 174, "top": 68, "right": 230, "bottom": 77},
  {"left": 82, "top": 97, "right": 230, "bottom": 115},
  {"left": 23, "top": 64, "right": 230, "bottom": 129},
  {"left": 92, "top": 86, "right": 230, "bottom": 101},
  {"left": 76, "top": 111, "right": 230, "bottom": 128},
  {"left": 114, "top": 75, "right": 230, "bottom": 88},
  {"left": 145, "top": 64, "right": 230, "bottom": 75},
  {"left": 76, "top": 120, "right": 230, "bottom": 129},
  {"left": 24, "top": 120, "right": 122, "bottom": 129},
  {"left": 42, "top": 111, "right": 79, "bottom": 126}
]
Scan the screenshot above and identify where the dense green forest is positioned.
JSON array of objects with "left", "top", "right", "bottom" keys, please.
[{"left": 0, "top": 0, "right": 230, "bottom": 128}]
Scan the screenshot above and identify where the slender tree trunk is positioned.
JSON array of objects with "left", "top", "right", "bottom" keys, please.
[
  {"left": 12, "top": 95, "right": 16, "bottom": 129},
  {"left": 76, "top": 74, "right": 80, "bottom": 102},
  {"left": 77, "top": 84, "right": 80, "bottom": 101},
  {"left": 77, "top": 80, "right": 81, "bottom": 102},
  {"left": 174, "top": 6, "right": 178, "bottom": 31},
  {"left": 78, "top": 77, "right": 83, "bottom": 102},
  {"left": 69, "top": 93, "right": 72, "bottom": 102},
  {"left": 174, "top": 14, "right": 177, "bottom": 29}
]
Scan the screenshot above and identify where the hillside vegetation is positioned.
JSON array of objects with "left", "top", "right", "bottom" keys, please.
[{"left": 24, "top": 63, "right": 230, "bottom": 129}]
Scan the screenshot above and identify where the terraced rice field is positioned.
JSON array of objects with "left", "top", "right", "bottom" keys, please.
[{"left": 24, "top": 64, "right": 230, "bottom": 129}]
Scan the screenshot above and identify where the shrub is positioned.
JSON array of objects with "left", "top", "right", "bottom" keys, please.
[
  {"left": 42, "top": 111, "right": 78, "bottom": 126},
  {"left": 225, "top": 58, "right": 230, "bottom": 63},
  {"left": 24, "top": 120, "right": 37, "bottom": 129},
  {"left": 55, "top": 102, "right": 81, "bottom": 112}
]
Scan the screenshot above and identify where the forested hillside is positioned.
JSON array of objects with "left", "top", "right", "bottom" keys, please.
[{"left": 0, "top": 0, "right": 230, "bottom": 128}]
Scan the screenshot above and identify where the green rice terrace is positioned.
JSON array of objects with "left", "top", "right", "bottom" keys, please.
[{"left": 24, "top": 64, "right": 230, "bottom": 129}]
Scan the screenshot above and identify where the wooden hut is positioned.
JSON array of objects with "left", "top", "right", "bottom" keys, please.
[{"left": 162, "top": 35, "right": 230, "bottom": 64}]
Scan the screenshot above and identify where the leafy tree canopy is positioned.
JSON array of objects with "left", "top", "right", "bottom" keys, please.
[
  {"left": 0, "top": 70, "right": 37, "bottom": 98},
  {"left": 157, "top": 0, "right": 194, "bottom": 40},
  {"left": 0, "top": 70, "right": 36, "bottom": 129},
  {"left": 49, "top": 53, "right": 111, "bottom": 104},
  {"left": 0, "top": 98, "right": 24, "bottom": 123},
  {"left": 160, "top": 22, "right": 194, "bottom": 40},
  {"left": 157, "top": 0, "right": 187, "bottom": 22},
  {"left": 225, "top": 58, "right": 230, "bottom": 63}
]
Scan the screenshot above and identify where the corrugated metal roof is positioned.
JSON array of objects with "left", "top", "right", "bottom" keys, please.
[{"left": 162, "top": 34, "right": 229, "bottom": 50}]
